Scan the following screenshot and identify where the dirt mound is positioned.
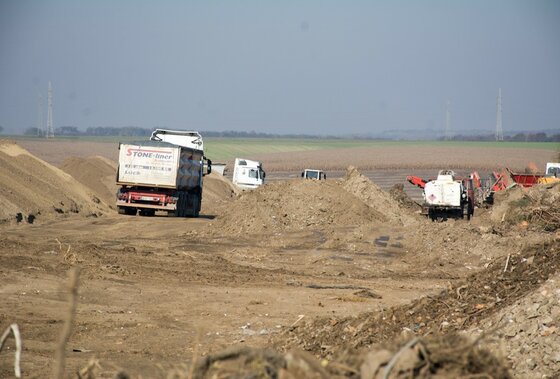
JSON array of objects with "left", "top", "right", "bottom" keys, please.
[
  {"left": 60, "top": 156, "right": 118, "bottom": 208},
  {"left": 491, "top": 182, "right": 560, "bottom": 231},
  {"left": 342, "top": 166, "right": 416, "bottom": 226},
  {"left": 202, "top": 172, "right": 239, "bottom": 211},
  {"left": 214, "top": 178, "right": 388, "bottom": 236},
  {"left": 0, "top": 140, "right": 109, "bottom": 223},
  {"left": 389, "top": 183, "right": 420, "bottom": 210}
]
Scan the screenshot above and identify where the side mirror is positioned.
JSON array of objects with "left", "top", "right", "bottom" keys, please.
[{"left": 203, "top": 158, "right": 212, "bottom": 176}]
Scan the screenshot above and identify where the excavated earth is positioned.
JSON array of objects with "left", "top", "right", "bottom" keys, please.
[{"left": 0, "top": 139, "right": 559, "bottom": 378}]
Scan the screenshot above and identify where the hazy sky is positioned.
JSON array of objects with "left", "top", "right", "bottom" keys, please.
[{"left": 1, "top": 1, "right": 559, "bottom": 136}]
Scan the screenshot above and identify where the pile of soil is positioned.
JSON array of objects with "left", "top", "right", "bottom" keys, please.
[
  {"left": 60, "top": 156, "right": 118, "bottom": 208},
  {"left": 342, "top": 166, "right": 416, "bottom": 226},
  {"left": 213, "top": 178, "right": 388, "bottom": 236},
  {"left": 0, "top": 140, "right": 109, "bottom": 223},
  {"left": 389, "top": 183, "right": 420, "bottom": 210},
  {"left": 201, "top": 172, "right": 239, "bottom": 212},
  {"left": 491, "top": 182, "right": 560, "bottom": 232}
]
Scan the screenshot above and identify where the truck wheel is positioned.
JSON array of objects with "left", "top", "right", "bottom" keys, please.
[
  {"left": 466, "top": 200, "right": 473, "bottom": 221},
  {"left": 189, "top": 194, "right": 200, "bottom": 217},
  {"left": 177, "top": 192, "right": 186, "bottom": 217},
  {"left": 118, "top": 207, "right": 137, "bottom": 216},
  {"left": 194, "top": 196, "right": 201, "bottom": 217}
]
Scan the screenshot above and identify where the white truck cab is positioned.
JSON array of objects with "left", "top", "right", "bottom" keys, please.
[
  {"left": 302, "top": 169, "right": 326, "bottom": 180},
  {"left": 545, "top": 162, "right": 560, "bottom": 177},
  {"left": 233, "top": 158, "right": 265, "bottom": 189}
]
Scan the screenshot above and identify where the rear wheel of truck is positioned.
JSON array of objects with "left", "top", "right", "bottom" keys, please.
[
  {"left": 179, "top": 192, "right": 187, "bottom": 217},
  {"left": 467, "top": 202, "right": 473, "bottom": 221},
  {"left": 428, "top": 208, "right": 435, "bottom": 222},
  {"left": 170, "top": 192, "right": 185, "bottom": 217},
  {"left": 118, "top": 206, "right": 137, "bottom": 216},
  {"left": 190, "top": 193, "right": 200, "bottom": 217}
]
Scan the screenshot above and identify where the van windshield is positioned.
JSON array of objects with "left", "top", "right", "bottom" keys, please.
[{"left": 249, "top": 169, "right": 259, "bottom": 179}]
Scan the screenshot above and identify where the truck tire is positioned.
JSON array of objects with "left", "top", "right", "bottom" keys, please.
[
  {"left": 118, "top": 206, "right": 137, "bottom": 216},
  {"left": 190, "top": 193, "right": 200, "bottom": 217},
  {"left": 178, "top": 191, "right": 187, "bottom": 217}
]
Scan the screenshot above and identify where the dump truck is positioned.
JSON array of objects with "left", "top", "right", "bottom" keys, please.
[
  {"left": 301, "top": 169, "right": 326, "bottom": 180},
  {"left": 423, "top": 170, "right": 474, "bottom": 221},
  {"left": 232, "top": 158, "right": 265, "bottom": 189},
  {"left": 116, "top": 130, "right": 211, "bottom": 217}
]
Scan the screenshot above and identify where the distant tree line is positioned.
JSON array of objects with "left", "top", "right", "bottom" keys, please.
[
  {"left": 200, "top": 130, "right": 341, "bottom": 139},
  {"left": 442, "top": 132, "right": 560, "bottom": 142},
  {"left": 20, "top": 125, "right": 560, "bottom": 142},
  {"left": 23, "top": 126, "right": 340, "bottom": 139}
]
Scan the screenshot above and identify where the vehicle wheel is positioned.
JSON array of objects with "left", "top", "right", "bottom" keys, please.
[
  {"left": 190, "top": 193, "right": 200, "bottom": 217},
  {"left": 428, "top": 209, "right": 435, "bottom": 221},
  {"left": 119, "top": 207, "right": 136, "bottom": 216},
  {"left": 177, "top": 192, "right": 186, "bottom": 217}
]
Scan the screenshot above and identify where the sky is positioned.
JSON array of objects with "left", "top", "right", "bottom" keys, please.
[{"left": 1, "top": 0, "right": 559, "bottom": 136}]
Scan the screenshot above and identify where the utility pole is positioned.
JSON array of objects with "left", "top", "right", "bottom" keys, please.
[
  {"left": 445, "top": 100, "right": 451, "bottom": 140},
  {"left": 495, "top": 88, "right": 503, "bottom": 141},
  {"left": 37, "top": 92, "right": 44, "bottom": 136},
  {"left": 46, "top": 81, "right": 54, "bottom": 138}
]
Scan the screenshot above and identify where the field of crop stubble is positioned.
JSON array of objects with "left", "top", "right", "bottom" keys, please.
[
  {"left": 15, "top": 137, "right": 558, "bottom": 203},
  {"left": 15, "top": 136, "right": 559, "bottom": 171}
]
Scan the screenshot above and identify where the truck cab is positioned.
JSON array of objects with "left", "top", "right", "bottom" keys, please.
[
  {"left": 545, "top": 162, "right": 560, "bottom": 177},
  {"left": 232, "top": 158, "right": 265, "bottom": 189},
  {"left": 302, "top": 169, "right": 326, "bottom": 180}
]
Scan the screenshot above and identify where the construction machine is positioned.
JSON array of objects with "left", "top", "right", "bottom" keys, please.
[{"left": 423, "top": 170, "right": 474, "bottom": 221}]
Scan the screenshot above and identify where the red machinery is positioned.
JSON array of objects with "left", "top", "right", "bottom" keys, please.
[
  {"left": 506, "top": 168, "right": 543, "bottom": 188},
  {"left": 406, "top": 175, "right": 428, "bottom": 189}
]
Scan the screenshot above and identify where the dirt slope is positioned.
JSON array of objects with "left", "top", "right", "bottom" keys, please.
[
  {"left": 0, "top": 140, "right": 109, "bottom": 223},
  {"left": 213, "top": 178, "right": 389, "bottom": 237},
  {"left": 342, "top": 166, "right": 416, "bottom": 226},
  {"left": 201, "top": 172, "right": 239, "bottom": 213},
  {"left": 60, "top": 156, "right": 118, "bottom": 208}
]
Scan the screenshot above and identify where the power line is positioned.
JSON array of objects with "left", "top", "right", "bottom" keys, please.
[
  {"left": 495, "top": 88, "right": 503, "bottom": 141},
  {"left": 46, "top": 81, "right": 54, "bottom": 138},
  {"left": 37, "top": 92, "right": 44, "bottom": 136},
  {"left": 444, "top": 100, "right": 451, "bottom": 140}
]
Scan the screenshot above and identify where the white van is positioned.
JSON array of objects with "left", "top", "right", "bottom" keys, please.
[{"left": 302, "top": 169, "right": 326, "bottom": 180}]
